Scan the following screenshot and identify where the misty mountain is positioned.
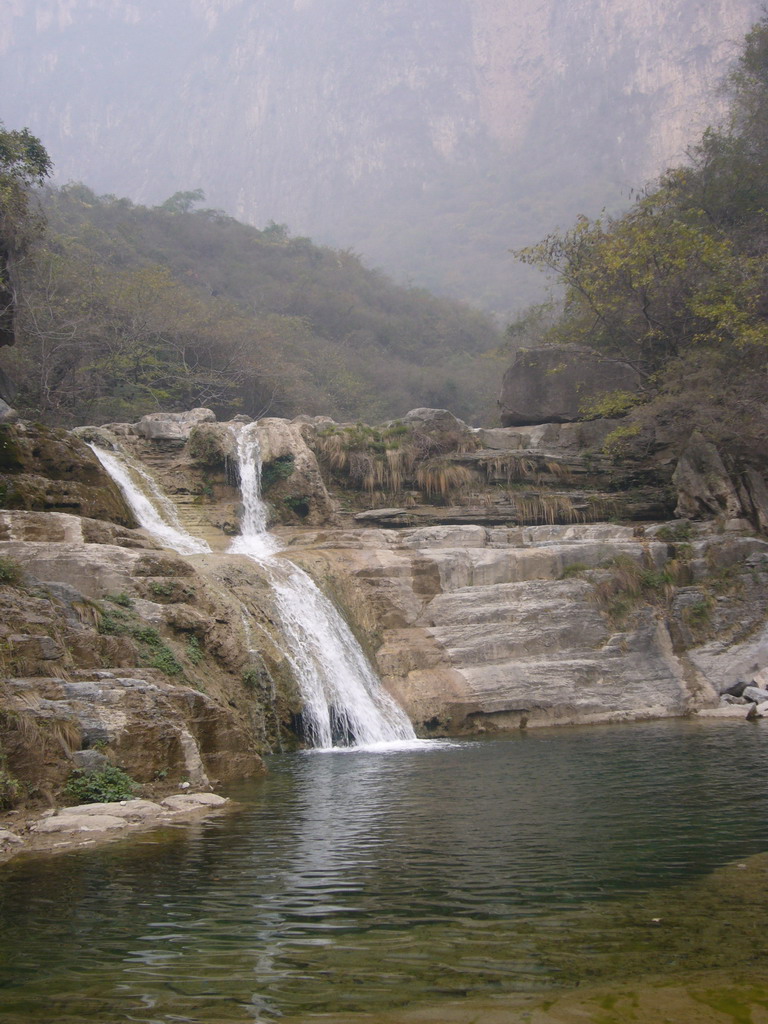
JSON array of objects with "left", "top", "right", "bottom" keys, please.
[{"left": 1, "top": 0, "right": 763, "bottom": 313}]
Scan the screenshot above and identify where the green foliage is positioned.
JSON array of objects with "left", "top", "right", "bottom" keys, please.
[
  {"left": 242, "top": 667, "right": 262, "bottom": 691},
  {"left": 148, "top": 580, "right": 175, "bottom": 599},
  {"left": 0, "top": 122, "right": 51, "bottom": 345},
  {"left": 655, "top": 522, "right": 694, "bottom": 542},
  {"left": 559, "top": 562, "right": 590, "bottom": 579},
  {"left": 96, "top": 603, "right": 183, "bottom": 676},
  {"left": 591, "top": 555, "right": 678, "bottom": 625},
  {"left": 283, "top": 495, "right": 310, "bottom": 517},
  {"left": 65, "top": 765, "right": 137, "bottom": 804},
  {"left": 0, "top": 767, "right": 21, "bottom": 809},
  {"left": 684, "top": 597, "right": 715, "bottom": 630},
  {"left": 261, "top": 455, "right": 295, "bottom": 489},
  {"left": 580, "top": 389, "right": 643, "bottom": 420},
  {"left": 105, "top": 592, "right": 134, "bottom": 607},
  {"left": 8, "top": 183, "right": 501, "bottom": 426},
  {"left": 0, "top": 556, "right": 22, "bottom": 585},
  {"left": 185, "top": 635, "right": 203, "bottom": 665},
  {"left": 515, "top": 16, "right": 768, "bottom": 466}
]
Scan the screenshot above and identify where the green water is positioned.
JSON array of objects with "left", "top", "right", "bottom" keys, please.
[{"left": 2, "top": 721, "right": 768, "bottom": 1022}]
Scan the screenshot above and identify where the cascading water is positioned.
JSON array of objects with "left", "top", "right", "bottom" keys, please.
[
  {"left": 91, "top": 429, "right": 417, "bottom": 749},
  {"left": 90, "top": 445, "right": 211, "bottom": 556},
  {"left": 228, "top": 423, "right": 417, "bottom": 749}
]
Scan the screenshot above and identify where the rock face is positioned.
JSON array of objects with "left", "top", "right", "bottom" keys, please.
[
  {"left": 0, "top": 422, "right": 135, "bottom": 525},
  {"left": 499, "top": 347, "right": 641, "bottom": 427},
  {"left": 0, "top": 508, "right": 305, "bottom": 806},
  {"left": 1, "top": 0, "right": 761, "bottom": 309},
  {"left": 2, "top": 407, "right": 767, "bottom": 818},
  {"left": 285, "top": 522, "right": 768, "bottom": 734}
]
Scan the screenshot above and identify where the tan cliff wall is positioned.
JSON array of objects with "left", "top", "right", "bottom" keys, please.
[{"left": 1, "top": 0, "right": 762, "bottom": 308}]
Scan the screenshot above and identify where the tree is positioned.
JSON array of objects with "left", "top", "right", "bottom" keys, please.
[
  {"left": 0, "top": 124, "right": 51, "bottom": 346},
  {"left": 514, "top": 15, "right": 768, "bottom": 465}
]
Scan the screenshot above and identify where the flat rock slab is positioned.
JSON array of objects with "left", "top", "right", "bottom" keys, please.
[
  {"left": 33, "top": 813, "right": 128, "bottom": 833},
  {"left": 697, "top": 706, "right": 753, "bottom": 719},
  {"left": 0, "top": 828, "right": 24, "bottom": 846},
  {"left": 50, "top": 798, "right": 165, "bottom": 821},
  {"left": 162, "top": 793, "right": 229, "bottom": 811}
]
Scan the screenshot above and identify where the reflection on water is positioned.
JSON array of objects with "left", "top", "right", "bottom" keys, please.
[{"left": 2, "top": 721, "right": 768, "bottom": 1022}]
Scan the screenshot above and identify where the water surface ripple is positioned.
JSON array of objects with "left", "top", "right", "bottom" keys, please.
[{"left": 2, "top": 721, "right": 768, "bottom": 1021}]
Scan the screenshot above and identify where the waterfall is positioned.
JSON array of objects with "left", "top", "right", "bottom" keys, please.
[
  {"left": 91, "top": 429, "right": 417, "bottom": 750},
  {"left": 90, "top": 445, "right": 211, "bottom": 555},
  {"left": 228, "top": 423, "right": 417, "bottom": 749}
]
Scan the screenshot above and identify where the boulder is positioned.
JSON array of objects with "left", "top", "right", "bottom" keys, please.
[
  {"left": 499, "top": 346, "right": 640, "bottom": 426},
  {"left": 743, "top": 685, "right": 768, "bottom": 704},
  {"left": 0, "top": 399, "right": 17, "bottom": 423},
  {"left": 161, "top": 792, "right": 228, "bottom": 811},
  {"left": 136, "top": 408, "right": 216, "bottom": 441},
  {"left": 402, "top": 408, "right": 471, "bottom": 435}
]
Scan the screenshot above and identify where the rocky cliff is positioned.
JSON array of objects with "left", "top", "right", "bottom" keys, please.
[
  {"left": 1, "top": 406, "right": 767, "bottom": 819},
  {"left": 1, "top": 0, "right": 762, "bottom": 309}
]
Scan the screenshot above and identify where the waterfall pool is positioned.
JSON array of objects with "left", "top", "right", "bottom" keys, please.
[{"left": 2, "top": 720, "right": 768, "bottom": 1022}]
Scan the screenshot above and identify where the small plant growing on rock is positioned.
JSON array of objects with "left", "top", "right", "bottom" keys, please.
[
  {"left": 0, "top": 556, "right": 23, "bottom": 586},
  {"left": 185, "top": 636, "right": 204, "bottom": 665},
  {"left": 65, "top": 765, "right": 137, "bottom": 804},
  {"left": 656, "top": 521, "right": 694, "bottom": 542},
  {"left": 559, "top": 562, "right": 590, "bottom": 579},
  {"left": 0, "top": 767, "right": 21, "bottom": 809},
  {"left": 262, "top": 454, "right": 295, "bottom": 489},
  {"left": 106, "top": 592, "right": 134, "bottom": 608}
]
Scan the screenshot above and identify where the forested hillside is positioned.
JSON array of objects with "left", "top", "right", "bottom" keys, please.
[
  {"left": 4, "top": 186, "right": 502, "bottom": 426},
  {"left": 517, "top": 15, "right": 768, "bottom": 478}
]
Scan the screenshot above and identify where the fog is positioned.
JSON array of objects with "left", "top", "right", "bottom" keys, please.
[{"left": 1, "top": 0, "right": 762, "bottom": 313}]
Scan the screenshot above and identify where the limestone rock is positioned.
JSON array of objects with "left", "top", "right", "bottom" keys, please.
[
  {"left": 285, "top": 521, "right": 716, "bottom": 733},
  {"left": 673, "top": 433, "right": 742, "bottom": 520},
  {"left": 33, "top": 813, "right": 128, "bottom": 833},
  {"left": 402, "top": 408, "right": 472, "bottom": 437},
  {"left": 499, "top": 346, "right": 640, "bottom": 426},
  {"left": 136, "top": 408, "right": 216, "bottom": 441},
  {"left": 0, "top": 828, "right": 23, "bottom": 845},
  {"left": 743, "top": 685, "right": 768, "bottom": 704},
  {"left": 0, "top": 399, "right": 18, "bottom": 423},
  {"left": 161, "top": 793, "right": 228, "bottom": 811},
  {"left": 0, "top": 423, "right": 135, "bottom": 526},
  {"left": 697, "top": 705, "right": 753, "bottom": 719},
  {"left": 55, "top": 799, "right": 164, "bottom": 820}
]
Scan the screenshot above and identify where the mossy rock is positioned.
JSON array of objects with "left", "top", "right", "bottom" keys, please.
[{"left": 0, "top": 423, "right": 135, "bottom": 526}]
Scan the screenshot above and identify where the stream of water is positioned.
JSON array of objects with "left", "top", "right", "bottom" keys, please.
[
  {"left": 2, "top": 722, "right": 768, "bottom": 1022},
  {"left": 91, "top": 429, "right": 415, "bottom": 748}
]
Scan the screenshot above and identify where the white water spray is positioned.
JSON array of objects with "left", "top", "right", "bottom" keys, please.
[{"left": 228, "top": 423, "right": 417, "bottom": 749}]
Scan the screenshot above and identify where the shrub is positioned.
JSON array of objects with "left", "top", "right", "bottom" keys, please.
[
  {"left": 559, "top": 562, "right": 590, "bottom": 579},
  {"left": 0, "top": 556, "right": 23, "bottom": 586},
  {"left": 0, "top": 767, "right": 21, "bottom": 809},
  {"left": 65, "top": 765, "right": 137, "bottom": 804},
  {"left": 185, "top": 636, "right": 204, "bottom": 665},
  {"left": 262, "top": 454, "right": 295, "bottom": 488},
  {"left": 106, "top": 592, "right": 134, "bottom": 607},
  {"left": 655, "top": 521, "right": 694, "bottom": 542}
]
